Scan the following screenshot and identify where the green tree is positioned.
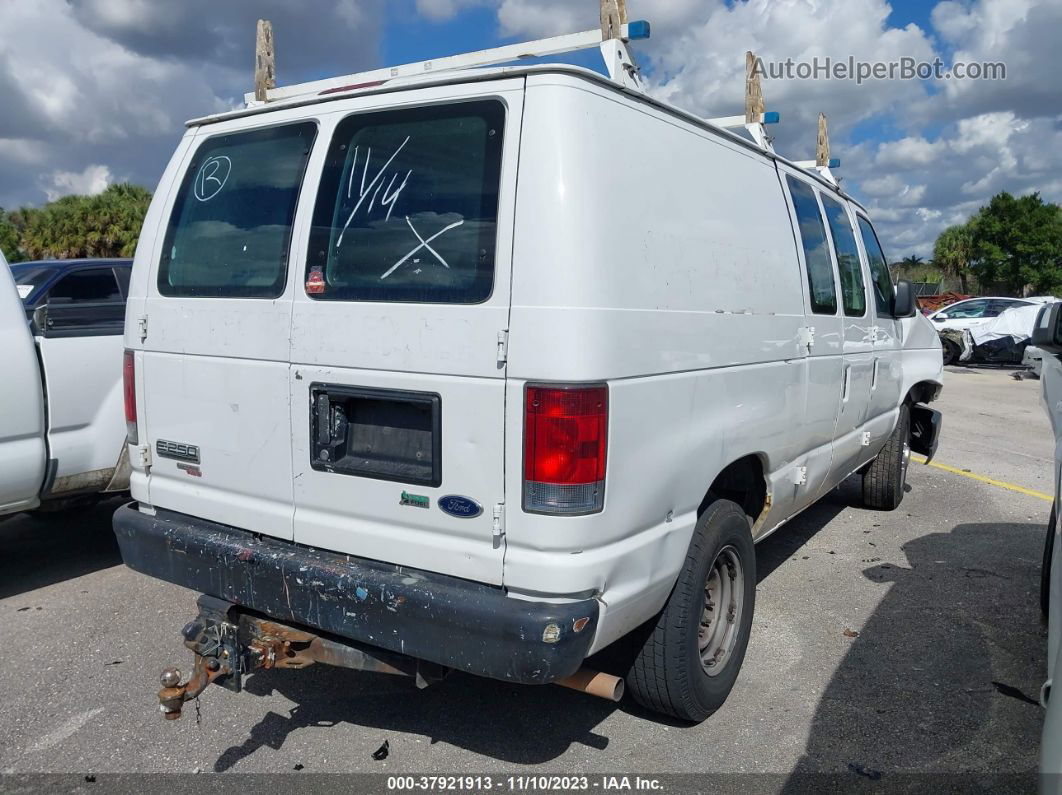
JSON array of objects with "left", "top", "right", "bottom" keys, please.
[
  {"left": 0, "top": 208, "right": 23, "bottom": 261},
  {"left": 15, "top": 183, "right": 151, "bottom": 261},
  {"left": 968, "top": 192, "right": 1062, "bottom": 295},
  {"left": 932, "top": 224, "right": 975, "bottom": 294}
]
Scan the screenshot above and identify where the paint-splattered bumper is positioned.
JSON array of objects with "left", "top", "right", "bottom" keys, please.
[{"left": 113, "top": 503, "right": 600, "bottom": 684}]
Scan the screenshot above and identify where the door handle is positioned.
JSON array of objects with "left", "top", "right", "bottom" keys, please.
[
  {"left": 872, "top": 358, "right": 879, "bottom": 390},
  {"left": 842, "top": 365, "right": 852, "bottom": 402}
]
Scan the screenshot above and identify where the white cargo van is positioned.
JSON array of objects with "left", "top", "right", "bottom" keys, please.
[{"left": 115, "top": 23, "right": 943, "bottom": 722}]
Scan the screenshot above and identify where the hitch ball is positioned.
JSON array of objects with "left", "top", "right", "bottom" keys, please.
[{"left": 161, "top": 667, "right": 182, "bottom": 688}]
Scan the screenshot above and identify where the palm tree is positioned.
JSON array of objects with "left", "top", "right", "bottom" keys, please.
[
  {"left": 16, "top": 183, "right": 151, "bottom": 259},
  {"left": 932, "top": 224, "right": 974, "bottom": 293}
]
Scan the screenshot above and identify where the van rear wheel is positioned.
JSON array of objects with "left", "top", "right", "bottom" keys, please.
[
  {"left": 862, "top": 403, "right": 911, "bottom": 510},
  {"left": 626, "top": 499, "right": 755, "bottom": 722}
]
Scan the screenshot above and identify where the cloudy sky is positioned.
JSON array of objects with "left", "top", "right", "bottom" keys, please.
[{"left": 1, "top": 0, "right": 1059, "bottom": 258}]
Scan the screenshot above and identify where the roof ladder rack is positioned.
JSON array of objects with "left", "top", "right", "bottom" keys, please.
[
  {"left": 705, "top": 51, "right": 779, "bottom": 152},
  {"left": 248, "top": 0, "right": 650, "bottom": 106},
  {"left": 793, "top": 112, "right": 840, "bottom": 185}
]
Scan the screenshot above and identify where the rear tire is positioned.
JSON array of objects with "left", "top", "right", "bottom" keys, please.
[
  {"left": 626, "top": 499, "right": 755, "bottom": 722},
  {"left": 1042, "top": 504, "right": 1056, "bottom": 618},
  {"left": 863, "top": 403, "right": 911, "bottom": 510}
]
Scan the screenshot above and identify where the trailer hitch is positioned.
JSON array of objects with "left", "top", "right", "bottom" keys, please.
[
  {"left": 157, "top": 595, "right": 449, "bottom": 721},
  {"left": 158, "top": 655, "right": 230, "bottom": 719}
]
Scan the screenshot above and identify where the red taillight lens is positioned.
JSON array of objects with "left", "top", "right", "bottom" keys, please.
[
  {"left": 123, "top": 350, "right": 138, "bottom": 445},
  {"left": 523, "top": 384, "right": 607, "bottom": 515}
]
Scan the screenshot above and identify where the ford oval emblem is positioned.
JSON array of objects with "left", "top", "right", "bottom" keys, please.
[{"left": 438, "top": 495, "right": 483, "bottom": 519}]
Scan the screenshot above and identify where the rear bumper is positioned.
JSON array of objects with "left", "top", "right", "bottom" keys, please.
[{"left": 113, "top": 504, "right": 599, "bottom": 684}]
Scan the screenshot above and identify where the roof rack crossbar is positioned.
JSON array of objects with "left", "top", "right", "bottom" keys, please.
[{"left": 247, "top": 7, "right": 649, "bottom": 106}]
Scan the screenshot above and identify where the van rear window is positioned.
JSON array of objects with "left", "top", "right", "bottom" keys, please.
[
  {"left": 306, "top": 101, "right": 505, "bottom": 304},
  {"left": 158, "top": 122, "right": 317, "bottom": 298}
]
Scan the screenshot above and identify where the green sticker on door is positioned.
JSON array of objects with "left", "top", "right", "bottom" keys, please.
[{"left": 399, "top": 491, "right": 430, "bottom": 509}]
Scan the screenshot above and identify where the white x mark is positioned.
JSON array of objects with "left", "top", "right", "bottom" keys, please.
[{"left": 379, "top": 216, "right": 465, "bottom": 280}]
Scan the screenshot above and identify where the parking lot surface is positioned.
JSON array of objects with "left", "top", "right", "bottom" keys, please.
[{"left": 0, "top": 366, "right": 1051, "bottom": 780}]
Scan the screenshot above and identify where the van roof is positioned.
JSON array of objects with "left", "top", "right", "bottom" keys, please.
[{"left": 188, "top": 63, "right": 866, "bottom": 211}]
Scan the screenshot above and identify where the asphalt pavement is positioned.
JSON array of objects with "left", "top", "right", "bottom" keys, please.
[{"left": 0, "top": 366, "right": 1052, "bottom": 784}]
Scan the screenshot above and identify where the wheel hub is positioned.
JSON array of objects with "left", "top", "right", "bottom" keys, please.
[{"left": 699, "top": 545, "right": 744, "bottom": 676}]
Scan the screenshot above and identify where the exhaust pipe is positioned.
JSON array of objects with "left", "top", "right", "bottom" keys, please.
[{"left": 554, "top": 668, "right": 624, "bottom": 702}]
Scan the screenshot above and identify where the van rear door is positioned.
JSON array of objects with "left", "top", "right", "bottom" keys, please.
[
  {"left": 289, "top": 84, "right": 522, "bottom": 584},
  {"left": 139, "top": 119, "right": 318, "bottom": 540}
]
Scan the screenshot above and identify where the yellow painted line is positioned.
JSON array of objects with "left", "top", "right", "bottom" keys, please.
[{"left": 912, "top": 455, "right": 1053, "bottom": 502}]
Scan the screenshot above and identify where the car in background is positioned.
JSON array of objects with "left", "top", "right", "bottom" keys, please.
[
  {"left": 932, "top": 297, "right": 1056, "bottom": 366},
  {"left": 10, "top": 258, "right": 132, "bottom": 320},
  {"left": 928, "top": 296, "right": 1056, "bottom": 332},
  {"left": 929, "top": 296, "right": 1056, "bottom": 332},
  {"left": 0, "top": 253, "right": 131, "bottom": 515}
]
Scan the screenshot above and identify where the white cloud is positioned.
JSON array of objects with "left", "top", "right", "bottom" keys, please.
[
  {"left": 415, "top": 0, "right": 488, "bottom": 20},
  {"left": 0, "top": 138, "right": 48, "bottom": 166},
  {"left": 845, "top": 112, "right": 1062, "bottom": 257},
  {"left": 0, "top": 0, "right": 385, "bottom": 209},
  {"left": 2, "top": 0, "right": 1060, "bottom": 265},
  {"left": 43, "top": 164, "right": 113, "bottom": 201},
  {"left": 483, "top": 0, "right": 1062, "bottom": 259},
  {"left": 928, "top": 0, "right": 1062, "bottom": 120}
]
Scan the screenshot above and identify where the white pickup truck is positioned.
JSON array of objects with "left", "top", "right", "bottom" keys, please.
[{"left": 0, "top": 249, "right": 130, "bottom": 515}]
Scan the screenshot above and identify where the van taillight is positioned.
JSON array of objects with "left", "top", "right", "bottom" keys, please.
[
  {"left": 123, "top": 350, "right": 138, "bottom": 445},
  {"left": 523, "top": 384, "right": 607, "bottom": 515}
]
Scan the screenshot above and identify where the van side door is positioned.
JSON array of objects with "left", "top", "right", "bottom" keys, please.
[
  {"left": 819, "top": 192, "right": 876, "bottom": 480},
  {"left": 32, "top": 265, "right": 127, "bottom": 495},
  {"left": 856, "top": 215, "right": 904, "bottom": 427},
  {"left": 779, "top": 168, "right": 843, "bottom": 509}
]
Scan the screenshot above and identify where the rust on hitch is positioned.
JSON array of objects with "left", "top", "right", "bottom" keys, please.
[
  {"left": 157, "top": 655, "right": 229, "bottom": 720},
  {"left": 157, "top": 600, "right": 448, "bottom": 722}
]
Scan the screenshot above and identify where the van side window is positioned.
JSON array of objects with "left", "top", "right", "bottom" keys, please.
[
  {"left": 786, "top": 176, "right": 837, "bottom": 315},
  {"left": 158, "top": 122, "right": 317, "bottom": 298},
  {"left": 307, "top": 100, "right": 505, "bottom": 304},
  {"left": 856, "top": 216, "right": 895, "bottom": 316},
  {"left": 820, "top": 195, "right": 866, "bottom": 317}
]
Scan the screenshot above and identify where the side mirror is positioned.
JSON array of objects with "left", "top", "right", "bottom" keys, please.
[
  {"left": 892, "top": 279, "right": 917, "bottom": 318},
  {"left": 30, "top": 305, "right": 48, "bottom": 336},
  {"left": 932, "top": 313, "right": 948, "bottom": 322},
  {"left": 1032, "top": 302, "right": 1062, "bottom": 355}
]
